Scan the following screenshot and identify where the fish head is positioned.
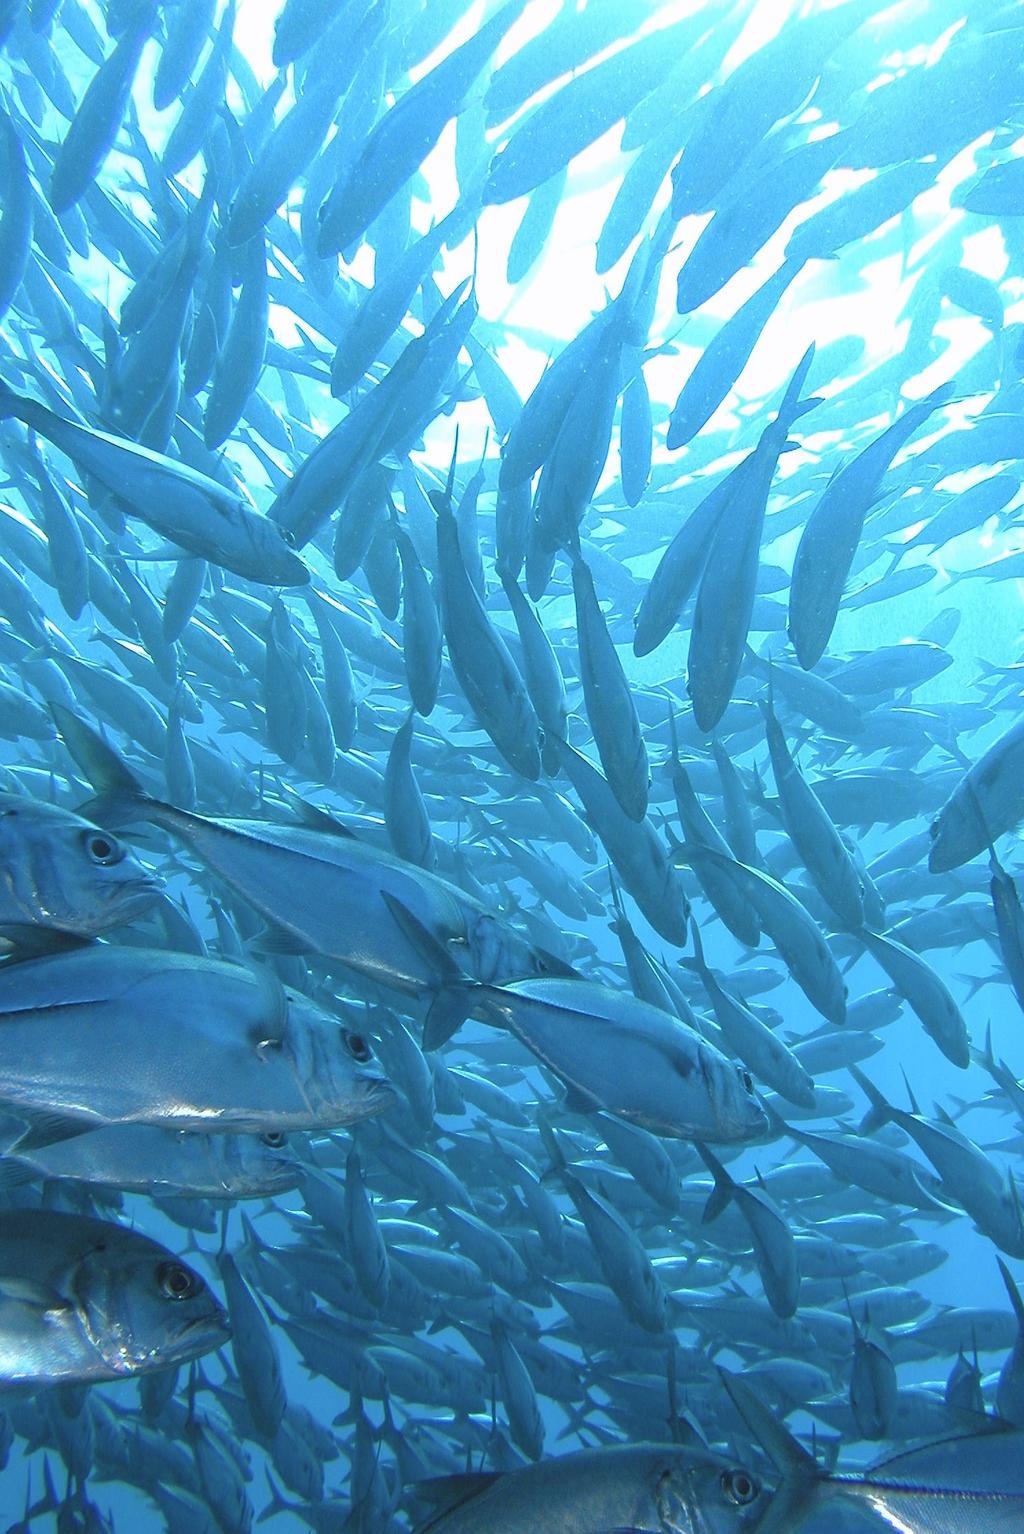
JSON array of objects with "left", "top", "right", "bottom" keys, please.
[
  {"left": 704, "top": 1047, "right": 771, "bottom": 1143},
  {"left": 213, "top": 1130, "right": 305, "bottom": 1198},
  {"left": 71, "top": 1225, "right": 229, "bottom": 1377},
  {"left": 650, "top": 1446, "right": 771, "bottom": 1533},
  {"left": 289, "top": 992, "right": 398, "bottom": 1127},
  {"left": 0, "top": 795, "right": 162, "bottom": 935},
  {"left": 242, "top": 515, "right": 311, "bottom": 587},
  {"left": 926, "top": 806, "right": 969, "bottom": 874}
]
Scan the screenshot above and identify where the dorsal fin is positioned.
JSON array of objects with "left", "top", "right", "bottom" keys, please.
[
  {"left": 719, "top": 1368, "right": 819, "bottom": 1479},
  {"left": 428, "top": 431, "right": 460, "bottom": 514},
  {"left": 279, "top": 784, "right": 358, "bottom": 837},
  {"left": 897, "top": 1066, "right": 921, "bottom": 1116}
]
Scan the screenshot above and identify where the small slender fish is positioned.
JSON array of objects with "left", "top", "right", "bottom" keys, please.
[
  {"left": 572, "top": 546, "right": 649, "bottom": 821},
  {"left": 48, "top": 2, "right": 156, "bottom": 214},
  {"left": 697, "top": 1143, "right": 801, "bottom": 1320},
  {"left": 433, "top": 446, "right": 542, "bottom": 781},
  {"left": 788, "top": 382, "right": 952, "bottom": 670},
  {"left": 0, "top": 383, "right": 308, "bottom": 586},
  {"left": 687, "top": 345, "right": 816, "bottom": 731}
]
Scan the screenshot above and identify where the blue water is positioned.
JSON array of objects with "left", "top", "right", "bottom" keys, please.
[{"left": 0, "top": 0, "right": 1023, "bottom": 1528}]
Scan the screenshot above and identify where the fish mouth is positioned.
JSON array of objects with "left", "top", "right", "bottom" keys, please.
[
  {"left": 745, "top": 1106, "right": 772, "bottom": 1142},
  {"left": 105, "top": 874, "right": 164, "bottom": 911},
  {"left": 119, "top": 878, "right": 164, "bottom": 908},
  {"left": 175, "top": 1310, "right": 231, "bottom": 1352},
  {"left": 362, "top": 1077, "right": 398, "bottom": 1115}
]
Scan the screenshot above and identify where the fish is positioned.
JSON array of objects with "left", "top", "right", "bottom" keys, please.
[
  {"left": 677, "top": 845, "right": 847, "bottom": 1026},
  {"left": 0, "top": 943, "right": 395, "bottom": 1141},
  {"left": 484, "top": 15, "right": 699, "bottom": 208},
  {"left": 53, "top": 703, "right": 568, "bottom": 1010},
  {"left": 686, "top": 345, "right": 817, "bottom": 731},
  {"left": 788, "top": 383, "right": 953, "bottom": 670},
  {"left": 0, "top": 0, "right": 1023, "bottom": 1520},
  {"left": 697, "top": 1143, "right": 801, "bottom": 1320},
  {"left": 761, "top": 674, "right": 865, "bottom": 932},
  {"left": 434, "top": 969, "right": 769, "bottom": 1143},
  {"left": 47, "top": 2, "right": 156, "bottom": 216},
  {"left": 572, "top": 546, "right": 649, "bottom": 821},
  {"left": 0, "top": 1208, "right": 228, "bottom": 1388},
  {"left": 929, "top": 716, "right": 1024, "bottom": 874},
  {"left": 317, "top": 0, "right": 526, "bottom": 254},
  {"left": 724, "top": 1369, "right": 1024, "bottom": 1533},
  {"left": 432, "top": 445, "right": 542, "bottom": 780},
  {"left": 410, "top": 1442, "right": 769, "bottom": 1531},
  {"left": 0, "top": 383, "right": 309, "bottom": 586},
  {"left": 0, "top": 1119, "right": 301, "bottom": 1200},
  {"left": 0, "top": 789, "right": 160, "bottom": 937}
]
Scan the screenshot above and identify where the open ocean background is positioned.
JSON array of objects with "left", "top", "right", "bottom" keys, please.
[{"left": 0, "top": 0, "right": 1023, "bottom": 1527}]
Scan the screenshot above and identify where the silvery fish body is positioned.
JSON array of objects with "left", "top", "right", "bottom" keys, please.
[
  {"left": 473, "top": 976, "right": 768, "bottom": 1142},
  {"left": 413, "top": 1442, "right": 769, "bottom": 1532},
  {"left": 0, "top": 945, "right": 394, "bottom": 1136},
  {"left": 2, "top": 0, "right": 1024, "bottom": 1521},
  {"left": 0, "top": 1117, "right": 301, "bottom": 1199},
  {"left": 929, "top": 716, "right": 1024, "bottom": 873},
  {"left": 769, "top": 1431, "right": 1024, "bottom": 1532},
  {"left": 128, "top": 804, "right": 559, "bottom": 995},
  {"left": 0, "top": 1209, "right": 228, "bottom": 1388},
  {"left": 0, "top": 384, "right": 308, "bottom": 587},
  {"left": 58, "top": 703, "right": 565, "bottom": 995}
]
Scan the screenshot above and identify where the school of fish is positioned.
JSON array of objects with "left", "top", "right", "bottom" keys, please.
[{"left": 0, "top": 0, "right": 1022, "bottom": 1528}]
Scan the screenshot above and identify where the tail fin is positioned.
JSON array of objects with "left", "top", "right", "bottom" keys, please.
[
  {"left": 848, "top": 1064, "right": 894, "bottom": 1135},
  {"left": 256, "top": 1469, "right": 295, "bottom": 1525},
  {"left": 695, "top": 1142, "right": 734, "bottom": 1223},
  {"left": 379, "top": 892, "right": 473, "bottom": 1051}
]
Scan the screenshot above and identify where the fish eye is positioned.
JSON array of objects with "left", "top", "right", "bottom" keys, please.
[
  {"left": 261, "top": 1130, "right": 286, "bottom": 1148},
  {"left": 279, "top": 527, "right": 296, "bottom": 547},
  {"left": 721, "top": 1468, "right": 759, "bottom": 1506},
  {"left": 740, "top": 1070, "right": 754, "bottom": 1094},
  {"left": 156, "top": 1262, "right": 199, "bottom": 1302},
  {"left": 344, "top": 1031, "right": 372, "bottom": 1062},
  {"left": 82, "top": 830, "right": 124, "bottom": 866}
]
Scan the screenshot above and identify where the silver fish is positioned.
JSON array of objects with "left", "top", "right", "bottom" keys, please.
[
  {"left": 467, "top": 975, "right": 769, "bottom": 1143},
  {"left": 412, "top": 1441, "right": 768, "bottom": 1532},
  {"left": 0, "top": 1118, "right": 301, "bottom": 1201},
  {"left": 55, "top": 705, "right": 568, "bottom": 1007},
  {"left": 726, "top": 1369, "right": 1024, "bottom": 1533},
  {"left": 0, "top": 945, "right": 394, "bottom": 1141},
  {"left": 0, "top": 1209, "right": 228, "bottom": 1388},
  {"left": 0, "top": 790, "right": 160, "bottom": 938}
]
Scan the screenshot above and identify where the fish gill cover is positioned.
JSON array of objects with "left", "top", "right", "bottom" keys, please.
[{"left": 0, "top": 0, "right": 1022, "bottom": 1527}]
